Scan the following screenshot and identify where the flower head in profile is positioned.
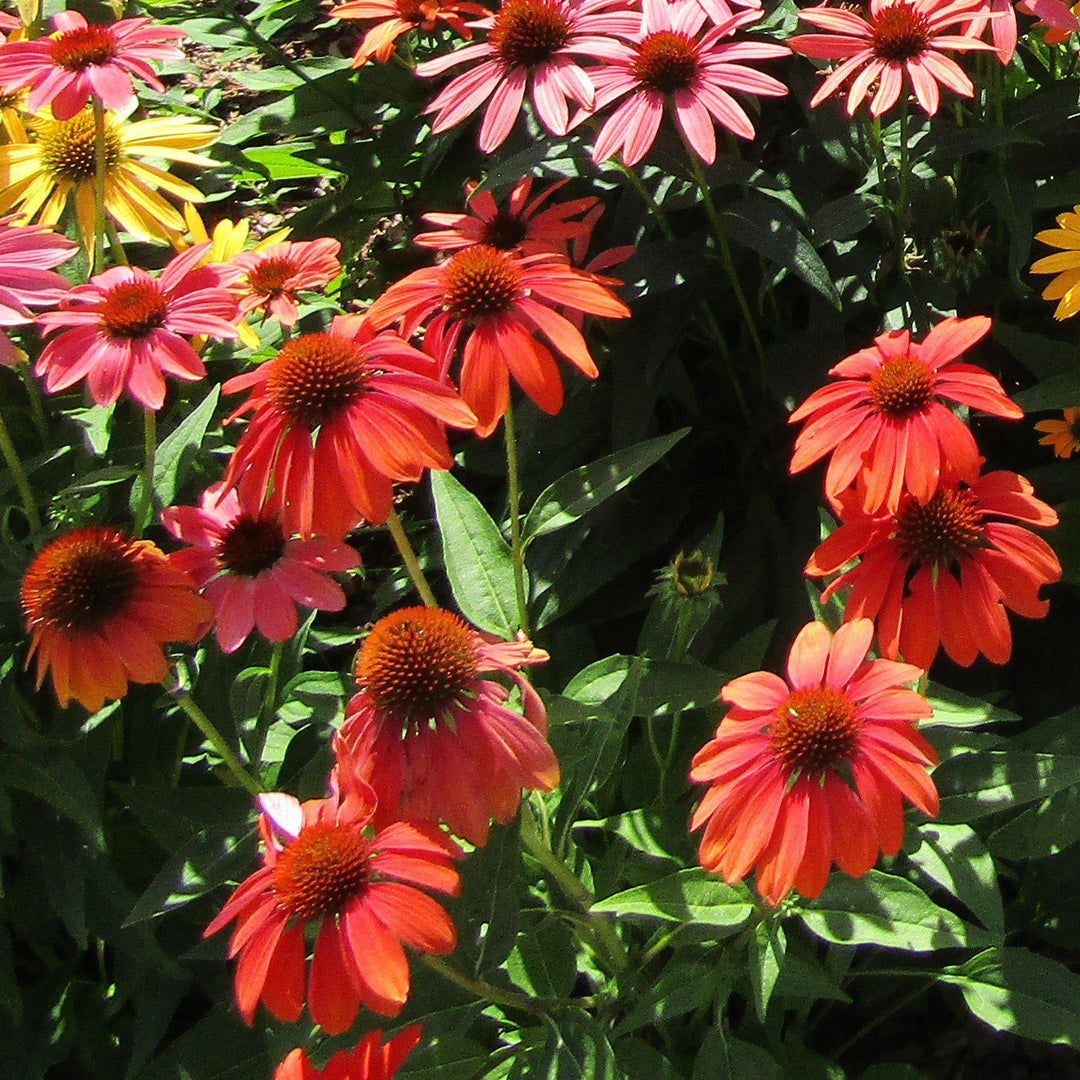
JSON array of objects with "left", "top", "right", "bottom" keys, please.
[
  {"left": 222, "top": 315, "right": 476, "bottom": 539},
  {"left": 1030, "top": 205, "right": 1080, "bottom": 320},
  {"left": 789, "top": 316, "right": 1021, "bottom": 514},
  {"left": 1041, "top": 0, "right": 1080, "bottom": 41},
  {"left": 807, "top": 470, "right": 1061, "bottom": 669},
  {"left": 583, "top": 0, "right": 789, "bottom": 166},
  {"left": 204, "top": 786, "right": 460, "bottom": 1034},
  {"left": 337, "top": 607, "right": 560, "bottom": 846},
  {"left": 35, "top": 243, "right": 238, "bottom": 410},
  {"left": 0, "top": 216, "right": 76, "bottom": 366},
  {"left": 331, "top": 0, "right": 487, "bottom": 66},
  {"left": 230, "top": 237, "right": 342, "bottom": 328},
  {"left": 1035, "top": 408, "right": 1080, "bottom": 458},
  {"left": 972, "top": 0, "right": 1078, "bottom": 63},
  {"left": 162, "top": 483, "right": 360, "bottom": 654},
  {"left": 275, "top": 1027, "right": 422, "bottom": 1080},
  {"left": 0, "top": 109, "right": 218, "bottom": 250},
  {"left": 417, "top": 0, "right": 638, "bottom": 152},
  {"left": 21, "top": 525, "right": 210, "bottom": 711},
  {"left": 691, "top": 619, "right": 939, "bottom": 906},
  {"left": 0, "top": 11, "right": 186, "bottom": 120},
  {"left": 789, "top": 0, "right": 995, "bottom": 117},
  {"left": 366, "top": 246, "right": 629, "bottom": 436}
]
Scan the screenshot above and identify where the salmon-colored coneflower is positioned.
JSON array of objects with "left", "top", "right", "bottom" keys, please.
[
  {"left": 691, "top": 619, "right": 939, "bottom": 905},
  {"left": 336, "top": 607, "right": 560, "bottom": 846},
  {"left": 21, "top": 525, "right": 210, "bottom": 711},
  {"left": 230, "top": 237, "right": 341, "bottom": 329}
]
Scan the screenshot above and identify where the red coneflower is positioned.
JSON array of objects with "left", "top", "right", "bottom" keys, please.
[
  {"left": 221, "top": 315, "right": 477, "bottom": 539},
  {"left": 230, "top": 237, "right": 342, "bottom": 329},
  {"left": 204, "top": 786, "right": 460, "bottom": 1035},
  {"left": 690, "top": 619, "right": 939, "bottom": 906},
  {"left": 789, "top": 316, "right": 1021, "bottom": 514},
  {"left": 275, "top": 1027, "right": 422, "bottom": 1080},
  {"left": 21, "top": 525, "right": 210, "bottom": 711},
  {"left": 806, "top": 470, "right": 1061, "bottom": 669},
  {"left": 336, "top": 607, "right": 560, "bottom": 846},
  {"left": 365, "top": 245, "right": 629, "bottom": 435},
  {"left": 330, "top": 0, "right": 487, "bottom": 66}
]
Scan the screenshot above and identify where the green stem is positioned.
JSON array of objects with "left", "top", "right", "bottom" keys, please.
[
  {"left": 17, "top": 366, "right": 49, "bottom": 447},
  {"left": 869, "top": 114, "right": 890, "bottom": 220},
  {"left": 422, "top": 955, "right": 547, "bottom": 1015},
  {"left": 92, "top": 99, "right": 107, "bottom": 273},
  {"left": 386, "top": 506, "right": 437, "bottom": 607},
  {"left": 897, "top": 99, "right": 911, "bottom": 278},
  {"left": 135, "top": 407, "right": 156, "bottom": 535},
  {"left": 699, "top": 303, "right": 750, "bottom": 422},
  {"left": 105, "top": 220, "right": 129, "bottom": 267},
  {"left": 172, "top": 688, "right": 263, "bottom": 796},
  {"left": 833, "top": 979, "right": 934, "bottom": 1059},
  {"left": 0, "top": 404, "right": 41, "bottom": 533},
  {"left": 250, "top": 640, "right": 284, "bottom": 769},
  {"left": 614, "top": 161, "right": 675, "bottom": 241},
  {"left": 503, "top": 400, "right": 530, "bottom": 636}
]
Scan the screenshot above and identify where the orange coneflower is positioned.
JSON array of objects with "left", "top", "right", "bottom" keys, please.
[
  {"left": 21, "top": 525, "right": 210, "bottom": 711},
  {"left": 275, "top": 1027, "right": 422, "bottom": 1080},
  {"left": 1035, "top": 408, "right": 1080, "bottom": 458},
  {"left": 330, "top": 0, "right": 487, "bottom": 66}
]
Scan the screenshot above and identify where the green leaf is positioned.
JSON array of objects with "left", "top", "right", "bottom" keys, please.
[
  {"left": 924, "top": 682, "right": 1018, "bottom": 729},
  {"left": 523, "top": 429, "right": 688, "bottom": 541},
  {"left": 934, "top": 750, "right": 1080, "bottom": 821},
  {"left": 563, "top": 655, "right": 721, "bottom": 715},
  {"left": 747, "top": 920, "right": 786, "bottom": 1021},
  {"left": 987, "top": 784, "right": 1080, "bottom": 859},
  {"left": 592, "top": 868, "right": 754, "bottom": 932},
  {"left": 0, "top": 753, "right": 102, "bottom": 851},
  {"left": 797, "top": 870, "right": 991, "bottom": 952},
  {"left": 942, "top": 947, "right": 1080, "bottom": 1047},
  {"left": 506, "top": 918, "right": 578, "bottom": 998},
  {"left": 431, "top": 470, "right": 523, "bottom": 637},
  {"left": 614, "top": 960, "right": 716, "bottom": 1036}
]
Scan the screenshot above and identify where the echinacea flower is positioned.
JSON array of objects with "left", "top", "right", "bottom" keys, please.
[
  {"left": 789, "top": 316, "right": 1021, "bottom": 515},
  {"left": 275, "top": 1027, "right": 422, "bottom": 1080},
  {"left": 0, "top": 215, "right": 76, "bottom": 366},
  {"left": 806, "top": 471, "right": 1061, "bottom": 669},
  {"left": 336, "top": 607, "right": 560, "bottom": 846},
  {"left": 221, "top": 315, "right": 477, "bottom": 539},
  {"left": 230, "top": 237, "right": 342, "bottom": 328},
  {"left": 583, "top": 0, "right": 789, "bottom": 166},
  {"left": 0, "top": 10, "right": 186, "bottom": 121},
  {"left": 162, "top": 483, "right": 360, "bottom": 654},
  {"left": 35, "top": 243, "right": 238, "bottom": 410},
  {"left": 1030, "top": 205, "right": 1080, "bottom": 320},
  {"left": 204, "top": 786, "right": 460, "bottom": 1034},
  {"left": 365, "top": 245, "right": 630, "bottom": 435},
  {"left": 690, "top": 619, "right": 939, "bottom": 906},
  {"left": 417, "top": 0, "right": 639, "bottom": 152},
  {"left": 972, "top": 0, "right": 1077, "bottom": 62},
  {"left": 788, "top": 0, "right": 996, "bottom": 117},
  {"left": 330, "top": 0, "right": 487, "bottom": 66},
  {"left": 1035, "top": 408, "right": 1080, "bottom": 458},
  {"left": 21, "top": 524, "right": 210, "bottom": 711},
  {"left": 0, "top": 109, "right": 218, "bottom": 250},
  {"left": 1042, "top": 0, "right": 1080, "bottom": 41}
]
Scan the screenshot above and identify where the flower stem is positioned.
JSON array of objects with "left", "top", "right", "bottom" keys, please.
[
  {"left": 386, "top": 506, "right": 437, "bottom": 607},
  {"left": 250, "top": 640, "right": 284, "bottom": 769},
  {"left": 614, "top": 161, "right": 675, "bottom": 241},
  {"left": 105, "top": 220, "right": 129, "bottom": 267},
  {"left": 0, "top": 404, "right": 41, "bottom": 534},
  {"left": 897, "top": 99, "right": 911, "bottom": 279},
  {"left": 421, "top": 955, "right": 548, "bottom": 1016},
  {"left": 17, "top": 366, "right": 49, "bottom": 447},
  {"left": 503, "top": 399, "right": 530, "bottom": 636},
  {"left": 171, "top": 688, "right": 263, "bottom": 796},
  {"left": 92, "top": 99, "right": 108, "bottom": 273},
  {"left": 135, "top": 407, "right": 156, "bottom": 535}
]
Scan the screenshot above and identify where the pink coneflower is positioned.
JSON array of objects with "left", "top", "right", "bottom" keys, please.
[
  {"left": 975, "top": 0, "right": 1077, "bottom": 61},
  {"left": 230, "top": 237, "right": 342, "bottom": 329},
  {"left": 690, "top": 619, "right": 939, "bottom": 905},
  {"left": 365, "top": 245, "right": 630, "bottom": 435},
  {"left": 331, "top": 0, "right": 487, "bottom": 66},
  {"left": 417, "top": 0, "right": 639, "bottom": 152},
  {"left": 336, "top": 607, "right": 560, "bottom": 846},
  {"left": 221, "top": 315, "right": 477, "bottom": 539},
  {"left": 806, "top": 471, "right": 1061, "bottom": 669},
  {"left": 0, "top": 11, "right": 186, "bottom": 121},
  {"left": 789, "top": 316, "right": 1022, "bottom": 515},
  {"left": 581, "top": 0, "right": 789, "bottom": 166},
  {"left": 788, "top": 0, "right": 996, "bottom": 117},
  {"left": 1041, "top": 0, "right": 1080, "bottom": 42},
  {"left": 35, "top": 243, "right": 237, "bottom": 409},
  {"left": 161, "top": 483, "right": 360, "bottom": 654},
  {"left": 0, "top": 216, "right": 77, "bottom": 366}
]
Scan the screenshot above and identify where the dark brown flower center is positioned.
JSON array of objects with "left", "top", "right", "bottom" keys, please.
[
  {"left": 49, "top": 25, "right": 119, "bottom": 70},
  {"left": 21, "top": 526, "right": 139, "bottom": 631},
  {"left": 35, "top": 111, "right": 124, "bottom": 182},
  {"left": 868, "top": 354, "right": 936, "bottom": 417},
  {"left": 870, "top": 2, "right": 931, "bottom": 62},
  {"left": 267, "top": 333, "right": 368, "bottom": 428},
  {"left": 217, "top": 515, "right": 286, "bottom": 576},
  {"left": 490, "top": 0, "right": 572, "bottom": 66},
  {"left": 771, "top": 687, "right": 860, "bottom": 775},
  {"left": 480, "top": 210, "right": 530, "bottom": 251},
  {"left": 98, "top": 280, "right": 169, "bottom": 339},
  {"left": 632, "top": 31, "right": 701, "bottom": 93},
  {"left": 895, "top": 487, "right": 983, "bottom": 565},
  {"left": 272, "top": 822, "right": 370, "bottom": 922},
  {"left": 441, "top": 244, "right": 522, "bottom": 320},
  {"left": 245, "top": 256, "right": 299, "bottom": 296},
  {"left": 356, "top": 606, "right": 477, "bottom": 729}
]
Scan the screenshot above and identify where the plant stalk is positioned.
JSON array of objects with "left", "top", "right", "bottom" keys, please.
[
  {"left": 92, "top": 99, "right": 108, "bottom": 273},
  {"left": 0, "top": 405, "right": 41, "bottom": 533},
  {"left": 503, "top": 400, "right": 530, "bottom": 635},
  {"left": 386, "top": 506, "right": 437, "bottom": 607},
  {"left": 171, "top": 688, "right": 263, "bottom": 796},
  {"left": 135, "top": 407, "right": 156, "bottom": 535}
]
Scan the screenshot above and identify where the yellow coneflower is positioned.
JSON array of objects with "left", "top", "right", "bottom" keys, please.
[
  {"left": 1035, "top": 408, "right": 1080, "bottom": 458},
  {"left": 1031, "top": 206, "right": 1080, "bottom": 320},
  {"left": 0, "top": 88, "right": 27, "bottom": 142},
  {"left": 0, "top": 109, "right": 218, "bottom": 251}
]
